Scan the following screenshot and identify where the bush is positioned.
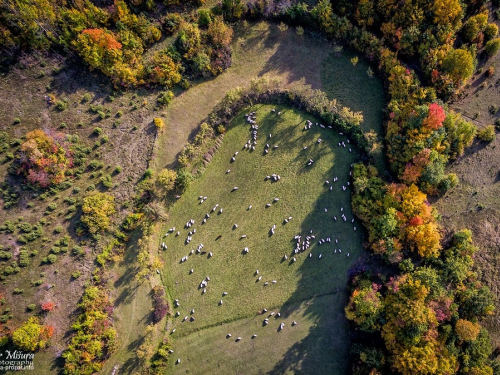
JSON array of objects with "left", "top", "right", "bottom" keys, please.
[
  {"left": 100, "top": 175, "right": 113, "bottom": 188},
  {"left": 478, "top": 125, "right": 496, "bottom": 142},
  {"left": 485, "top": 38, "right": 500, "bottom": 58},
  {"left": 46, "top": 254, "right": 57, "bottom": 264},
  {"left": 55, "top": 100, "right": 67, "bottom": 111},
  {"left": 71, "top": 270, "right": 81, "bottom": 279},
  {"left": 176, "top": 168, "right": 194, "bottom": 192},
  {"left": 81, "top": 93, "right": 92, "bottom": 103},
  {"left": 13, "top": 288, "right": 24, "bottom": 294},
  {"left": 93, "top": 127, "right": 103, "bottom": 136},
  {"left": 47, "top": 202, "right": 57, "bottom": 211},
  {"left": 198, "top": 9, "right": 212, "bottom": 27},
  {"left": 41, "top": 302, "right": 55, "bottom": 312},
  {"left": 144, "top": 168, "right": 154, "bottom": 179},
  {"left": 157, "top": 91, "right": 174, "bottom": 107},
  {"left": 54, "top": 226, "right": 63, "bottom": 233},
  {"left": 154, "top": 118, "right": 165, "bottom": 129},
  {"left": 27, "top": 304, "right": 36, "bottom": 311},
  {"left": 13, "top": 118, "right": 21, "bottom": 124}
]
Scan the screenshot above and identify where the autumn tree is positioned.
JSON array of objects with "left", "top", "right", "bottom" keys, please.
[
  {"left": 18, "top": 129, "right": 73, "bottom": 188},
  {"left": 345, "top": 283, "right": 384, "bottom": 332},
  {"left": 81, "top": 192, "right": 116, "bottom": 234},
  {"left": 12, "top": 317, "right": 54, "bottom": 352}
]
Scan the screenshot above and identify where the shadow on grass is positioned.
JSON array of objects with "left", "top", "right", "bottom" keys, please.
[{"left": 244, "top": 106, "right": 366, "bottom": 374}]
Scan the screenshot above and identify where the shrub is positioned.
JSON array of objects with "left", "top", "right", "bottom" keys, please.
[
  {"left": 47, "top": 202, "right": 57, "bottom": 211},
  {"left": 0, "top": 251, "right": 12, "bottom": 260},
  {"left": 13, "top": 118, "right": 21, "bottom": 124},
  {"left": 46, "top": 254, "right": 57, "bottom": 264},
  {"left": 72, "top": 246, "right": 85, "bottom": 257},
  {"left": 144, "top": 168, "right": 154, "bottom": 179},
  {"left": 18, "top": 250, "right": 29, "bottom": 267},
  {"left": 116, "top": 110, "right": 123, "bottom": 117},
  {"left": 55, "top": 100, "right": 67, "bottom": 111},
  {"left": 41, "top": 302, "right": 55, "bottom": 312},
  {"left": 154, "top": 118, "right": 164, "bottom": 129},
  {"left": 100, "top": 175, "right": 113, "bottom": 188},
  {"left": 93, "top": 127, "right": 103, "bottom": 136},
  {"left": 157, "top": 91, "right": 174, "bottom": 107},
  {"left": 114, "top": 166, "right": 122, "bottom": 174},
  {"left": 456, "top": 319, "right": 481, "bottom": 341},
  {"left": 13, "top": 288, "right": 24, "bottom": 294},
  {"left": 152, "top": 286, "right": 168, "bottom": 323},
  {"left": 478, "top": 125, "right": 496, "bottom": 142},
  {"left": 81, "top": 93, "right": 92, "bottom": 103},
  {"left": 486, "top": 66, "right": 495, "bottom": 76},
  {"left": 27, "top": 304, "right": 36, "bottom": 311},
  {"left": 71, "top": 271, "right": 81, "bottom": 279},
  {"left": 485, "top": 38, "right": 500, "bottom": 58},
  {"left": 54, "top": 226, "right": 63, "bottom": 233},
  {"left": 198, "top": 9, "right": 212, "bottom": 27}
]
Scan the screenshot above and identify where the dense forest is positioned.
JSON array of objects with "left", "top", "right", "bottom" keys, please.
[{"left": 1, "top": 0, "right": 500, "bottom": 374}]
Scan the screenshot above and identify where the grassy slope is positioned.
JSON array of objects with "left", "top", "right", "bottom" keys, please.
[
  {"left": 162, "top": 104, "right": 363, "bottom": 374},
  {"left": 152, "top": 21, "right": 384, "bottom": 171}
]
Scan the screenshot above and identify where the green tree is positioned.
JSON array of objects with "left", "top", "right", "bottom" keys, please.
[
  {"left": 485, "top": 38, "right": 500, "bottom": 58},
  {"left": 441, "top": 48, "right": 474, "bottom": 83}
]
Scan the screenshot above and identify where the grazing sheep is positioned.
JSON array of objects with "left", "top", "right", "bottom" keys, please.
[
  {"left": 354, "top": 227, "right": 357, "bottom": 231},
  {"left": 236, "top": 337, "right": 241, "bottom": 341},
  {"left": 279, "top": 323, "right": 285, "bottom": 331},
  {"left": 264, "top": 282, "right": 269, "bottom": 286},
  {"left": 223, "top": 292, "right": 228, "bottom": 296},
  {"left": 219, "top": 300, "right": 223, "bottom": 305},
  {"left": 241, "top": 234, "right": 247, "bottom": 239},
  {"left": 266, "top": 203, "right": 271, "bottom": 208},
  {"left": 272, "top": 280, "right": 277, "bottom": 284},
  {"left": 248, "top": 205, "right": 252, "bottom": 210},
  {"left": 258, "top": 276, "right": 262, "bottom": 281},
  {"left": 208, "top": 252, "right": 213, "bottom": 258},
  {"left": 232, "top": 186, "right": 238, "bottom": 191},
  {"left": 183, "top": 316, "right": 188, "bottom": 321},
  {"left": 255, "top": 269, "right": 259, "bottom": 275},
  {"left": 283, "top": 254, "right": 288, "bottom": 260},
  {"left": 273, "top": 197, "right": 279, "bottom": 202},
  {"left": 292, "top": 321, "right": 297, "bottom": 326},
  {"left": 191, "top": 309, "right": 195, "bottom": 314},
  {"left": 176, "top": 359, "right": 181, "bottom": 365},
  {"left": 227, "top": 334, "right": 232, "bottom": 338},
  {"left": 252, "top": 334, "right": 257, "bottom": 339},
  {"left": 319, "top": 254, "right": 322, "bottom": 259}
]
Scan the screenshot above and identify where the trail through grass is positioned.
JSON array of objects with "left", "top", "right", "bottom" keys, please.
[{"left": 161, "top": 104, "right": 364, "bottom": 373}]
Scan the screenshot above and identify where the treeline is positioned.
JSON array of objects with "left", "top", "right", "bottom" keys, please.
[
  {"left": 0, "top": 0, "right": 233, "bottom": 86},
  {"left": 349, "top": 164, "right": 497, "bottom": 374}
]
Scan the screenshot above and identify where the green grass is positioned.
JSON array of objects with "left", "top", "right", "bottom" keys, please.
[{"left": 161, "top": 104, "right": 364, "bottom": 373}]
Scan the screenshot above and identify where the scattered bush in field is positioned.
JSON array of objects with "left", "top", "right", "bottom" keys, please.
[
  {"left": 55, "top": 100, "right": 67, "bottom": 111},
  {"left": 144, "top": 169, "right": 154, "bottom": 179},
  {"left": 32, "top": 280, "right": 43, "bottom": 286},
  {"left": 0, "top": 251, "right": 12, "bottom": 261},
  {"left": 100, "top": 175, "right": 113, "bottom": 188},
  {"left": 93, "top": 127, "right": 102, "bottom": 136},
  {"left": 71, "top": 271, "right": 81, "bottom": 279},
  {"left": 116, "top": 110, "right": 123, "bottom": 117},
  {"left": 296, "top": 26, "right": 304, "bottom": 36},
  {"left": 13, "top": 288, "right": 24, "bottom": 294},
  {"left": 27, "top": 304, "right": 36, "bottom": 311},
  {"left": 13, "top": 118, "right": 21, "bottom": 124},
  {"left": 4, "top": 266, "right": 14, "bottom": 275},
  {"left": 157, "top": 91, "right": 174, "bottom": 107},
  {"left": 41, "top": 302, "right": 55, "bottom": 312},
  {"left": 478, "top": 125, "right": 496, "bottom": 142},
  {"left": 81, "top": 93, "right": 92, "bottom": 103},
  {"left": 18, "top": 250, "right": 29, "bottom": 267},
  {"left": 45, "top": 254, "right": 57, "bottom": 264},
  {"left": 72, "top": 246, "right": 85, "bottom": 257},
  {"left": 487, "top": 66, "right": 495, "bottom": 76},
  {"left": 114, "top": 166, "right": 122, "bottom": 174},
  {"left": 154, "top": 118, "right": 164, "bottom": 129}
]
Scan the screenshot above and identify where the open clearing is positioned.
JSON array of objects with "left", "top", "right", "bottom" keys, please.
[{"left": 161, "top": 104, "right": 363, "bottom": 374}]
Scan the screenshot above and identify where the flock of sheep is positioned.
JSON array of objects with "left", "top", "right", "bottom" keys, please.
[{"left": 164, "top": 108, "right": 358, "bottom": 366}]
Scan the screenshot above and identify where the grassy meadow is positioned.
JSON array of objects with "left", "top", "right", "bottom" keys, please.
[{"left": 161, "top": 104, "right": 364, "bottom": 373}]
